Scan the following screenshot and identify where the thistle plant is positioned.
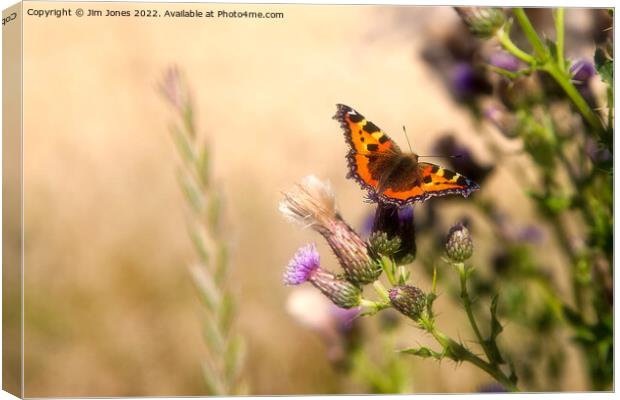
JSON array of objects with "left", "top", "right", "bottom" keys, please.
[
  {"left": 280, "top": 176, "right": 518, "bottom": 391},
  {"left": 453, "top": 7, "right": 613, "bottom": 390},
  {"left": 413, "top": 7, "right": 612, "bottom": 390},
  {"left": 160, "top": 67, "right": 247, "bottom": 394}
]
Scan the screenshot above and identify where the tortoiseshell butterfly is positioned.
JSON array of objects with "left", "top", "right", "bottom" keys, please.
[{"left": 334, "top": 104, "right": 479, "bottom": 205}]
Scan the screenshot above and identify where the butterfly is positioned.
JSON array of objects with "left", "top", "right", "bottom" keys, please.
[{"left": 333, "top": 104, "right": 479, "bottom": 206}]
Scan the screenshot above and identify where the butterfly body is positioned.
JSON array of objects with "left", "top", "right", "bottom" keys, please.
[{"left": 334, "top": 104, "right": 479, "bottom": 205}]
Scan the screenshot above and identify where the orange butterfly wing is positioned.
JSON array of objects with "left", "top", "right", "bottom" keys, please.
[
  {"left": 333, "top": 104, "right": 401, "bottom": 194},
  {"left": 381, "top": 162, "right": 479, "bottom": 204}
]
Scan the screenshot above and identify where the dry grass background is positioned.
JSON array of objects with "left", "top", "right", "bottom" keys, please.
[{"left": 12, "top": 3, "right": 595, "bottom": 396}]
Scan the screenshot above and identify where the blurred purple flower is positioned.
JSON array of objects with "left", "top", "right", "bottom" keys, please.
[
  {"left": 330, "top": 305, "right": 361, "bottom": 332},
  {"left": 492, "top": 208, "right": 545, "bottom": 245},
  {"left": 451, "top": 62, "right": 477, "bottom": 98},
  {"left": 483, "top": 104, "right": 518, "bottom": 138},
  {"left": 431, "top": 134, "right": 494, "bottom": 184},
  {"left": 286, "top": 288, "right": 362, "bottom": 368},
  {"left": 479, "top": 383, "right": 508, "bottom": 392},
  {"left": 489, "top": 51, "right": 521, "bottom": 72},
  {"left": 517, "top": 225, "right": 545, "bottom": 244},
  {"left": 283, "top": 243, "right": 320, "bottom": 285},
  {"left": 570, "top": 59, "right": 596, "bottom": 84},
  {"left": 585, "top": 137, "right": 612, "bottom": 163}
]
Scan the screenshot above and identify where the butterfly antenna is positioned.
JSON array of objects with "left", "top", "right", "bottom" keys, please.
[
  {"left": 418, "top": 155, "right": 464, "bottom": 159},
  {"left": 402, "top": 126, "right": 414, "bottom": 153}
]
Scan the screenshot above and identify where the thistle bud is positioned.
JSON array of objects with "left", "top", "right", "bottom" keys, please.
[
  {"left": 283, "top": 244, "right": 361, "bottom": 309},
  {"left": 280, "top": 176, "right": 380, "bottom": 284},
  {"left": 388, "top": 285, "right": 426, "bottom": 321},
  {"left": 370, "top": 203, "right": 416, "bottom": 263},
  {"left": 310, "top": 270, "right": 362, "bottom": 309},
  {"left": 454, "top": 7, "right": 506, "bottom": 39},
  {"left": 369, "top": 232, "right": 402, "bottom": 257},
  {"left": 445, "top": 223, "right": 474, "bottom": 262}
]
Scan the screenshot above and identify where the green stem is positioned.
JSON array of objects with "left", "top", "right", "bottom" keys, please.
[
  {"left": 513, "top": 8, "right": 548, "bottom": 60},
  {"left": 457, "top": 263, "right": 495, "bottom": 366},
  {"left": 495, "top": 26, "right": 535, "bottom": 64},
  {"left": 544, "top": 64, "right": 604, "bottom": 133},
  {"left": 380, "top": 256, "right": 397, "bottom": 286},
  {"left": 555, "top": 8, "right": 565, "bottom": 72},
  {"left": 428, "top": 324, "right": 518, "bottom": 391},
  {"left": 373, "top": 280, "right": 391, "bottom": 303}
]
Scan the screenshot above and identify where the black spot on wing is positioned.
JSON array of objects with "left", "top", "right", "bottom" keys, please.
[
  {"left": 378, "top": 135, "right": 389, "bottom": 144},
  {"left": 423, "top": 175, "right": 433, "bottom": 184},
  {"left": 443, "top": 170, "right": 456, "bottom": 180},
  {"left": 348, "top": 112, "right": 364, "bottom": 123},
  {"left": 367, "top": 144, "right": 379, "bottom": 151},
  {"left": 430, "top": 165, "right": 440, "bottom": 173},
  {"left": 456, "top": 176, "right": 468, "bottom": 186},
  {"left": 363, "top": 121, "right": 380, "bottom": 133}
]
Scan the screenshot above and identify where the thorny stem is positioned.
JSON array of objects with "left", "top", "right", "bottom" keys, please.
[
  {"left": 513, "top": 8, "right": 548, "bottom": 60},
  {"left": 421, "top": 318, "right": 518, "bottom": 391},
  {"left": 544, "top": 64, "right": 605, "bottom": 133},
  {"left": 456, "top": 262, "right": 496, "bottom": 367}
]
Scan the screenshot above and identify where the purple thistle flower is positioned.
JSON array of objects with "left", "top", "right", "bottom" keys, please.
[
  {"left": 283, "top": 244, "right": 362, "bottom": 308},
  {"left": 283, "top": 243, "right": 320, "bottom": 285},
  {"left": 570, "top": 59, "right": 596, "bottom": 84}
]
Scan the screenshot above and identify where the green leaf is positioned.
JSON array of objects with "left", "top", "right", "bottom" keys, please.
[
  {"left": 487, "top": 295, "right": 506, "bottom": 365},
  {"left": 490, "top": 295, "right": 504, "bottom": 339},
  {"left": 400, "top": 346, "right": 443, "bottom": 360},
  {"left": 594, "top": 46, "right": 613, "bottom": 87}
]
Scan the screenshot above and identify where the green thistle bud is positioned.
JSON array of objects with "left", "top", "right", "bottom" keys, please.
[
  {"left": 369, "top": 231, "right": 402, "bottom": 257},
  {"left": 445, "top": 223, "right": 473, "bottom": 262},
  {"left": 388, "top": 285, "right": 426, "bottom": 321},
  {"left": 454, "top": 7, "right": 506, "bottom": 38},
  {"left": 310, "top": 270, "right": 362, "bottom": 309}
]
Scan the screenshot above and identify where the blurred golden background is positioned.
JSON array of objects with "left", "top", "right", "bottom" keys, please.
[{"left": 7, "top": 3, "right": 607, "bottom": 396}]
